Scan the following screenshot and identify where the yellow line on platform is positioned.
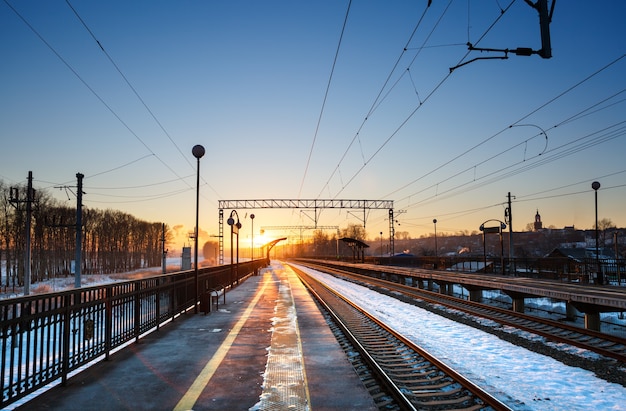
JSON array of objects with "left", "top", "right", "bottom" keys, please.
[{"left": 173, "top": 276, "right": 269, "bottom": 411}]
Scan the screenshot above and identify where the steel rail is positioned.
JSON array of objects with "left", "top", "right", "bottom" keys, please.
[
  {"left": 295, "top": 266, "right": 417, "bottom": 411},
  {"left": 290, "top": 263, "right": 512, "bottom": 411},
  {"left": 296, "top": 261, "right": 626, "bottom": 364}
]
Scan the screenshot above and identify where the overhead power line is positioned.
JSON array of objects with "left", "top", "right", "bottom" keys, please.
[
  {"left": 298, "top": 0, "right": 352, "bottom": 199},
  {"left": 65, "top": 0, "right": 222, "bottom": 204},
  {"left": 316, "top": 0, "right": 438, "bottom": 200},
  {"left": 64, "top": 0, "right": 197, "bottom": 174},
  {"left": 318, "top": 0, "right": 517, "bottom": 200},
  {"left": 4, "top": 0, "right": 189, "bottom": 186},
  {"left": 385, "top": 53, "right": 626, "bottom": 204}
]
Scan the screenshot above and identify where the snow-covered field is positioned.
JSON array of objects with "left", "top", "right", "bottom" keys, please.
[
  {"left": 292, "top": 263, "right": 626, "bottom": 411},
  {"left": 0, "top": 257, "right": 185, "bottom": 300}
]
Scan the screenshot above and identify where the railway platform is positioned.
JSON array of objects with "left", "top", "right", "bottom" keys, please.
[{"left": 16, "top": 263, "right": 377, "bottom": 411}]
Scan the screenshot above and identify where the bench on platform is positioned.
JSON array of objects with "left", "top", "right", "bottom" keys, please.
[{"left": 201, "top": 287, "right": 226, "bottom": 314}]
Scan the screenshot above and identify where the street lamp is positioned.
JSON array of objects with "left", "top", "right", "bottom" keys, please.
[
  {"left": 433, "top": 219, "right": 438, "bottom": 269},
  {"left": 379, "top": 231, "right": 383, "bottom": 259},
  {"left": 592, "top": 181, "right": 603, "bottom": 284},
  {"left": 227, "top": 210, "right": 242, "bottom": 286},
  {"left": 250, "top": 214, "right": 255, "bottom": 261},
  {"left": 192, "top": 144, "right": 205, "bottom": 313},
  {"left": 433, "top": 219, "right": 438, "bottom": 258}
]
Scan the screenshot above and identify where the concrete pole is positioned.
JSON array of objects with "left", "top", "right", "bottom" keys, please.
[
  {"left": 75, "top": 173, "right": 84, "bottom": 289},
  {"left": 24, "top": 171, "right": 33, "bottom": 295}
]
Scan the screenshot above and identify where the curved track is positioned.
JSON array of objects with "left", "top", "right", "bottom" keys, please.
[
  {"left": 291, "top": 264, "right": 512, "bottom": 411},
  {"left": 295, "top": 260, "right": 626, "bottom": 364}
]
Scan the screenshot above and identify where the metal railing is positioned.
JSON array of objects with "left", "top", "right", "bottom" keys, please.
[
  {"left": 319, "top": 255, "right": 625, "bottom": 285},
  {"left": 1, "top": 260, "right": 266, "bottom": 408}
]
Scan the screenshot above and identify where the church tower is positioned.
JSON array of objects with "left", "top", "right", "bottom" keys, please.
[{"left": 534, "top": 209, "right": 543, "bottom": 231}]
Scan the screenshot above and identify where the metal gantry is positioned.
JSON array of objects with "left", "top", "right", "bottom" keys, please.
[{"left": 217, "top": 199, "right": 395, "bottom": 264}]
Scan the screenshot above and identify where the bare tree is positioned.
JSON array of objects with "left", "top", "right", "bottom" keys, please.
[
  {"left": 396, "top": 231, "right": 411, "bottom": 240},
  {"left": 340, "top": 224, "right": 366, "bottom": 241},
  {"left": 596, "top": 218, "right": 616, "bottom": 246},
  {"left": 1, "top": 180, "right": 168, "bottom": 283}
]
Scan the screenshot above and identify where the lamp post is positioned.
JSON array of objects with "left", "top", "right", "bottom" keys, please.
[
  {"left": 433, "top": 219, "right": 438, "bottom": 257},
  {"left": 227, "top": 210, "right": 241, "bottom": 286},
  {"left": 592, "top": 181, "right": 603, "bottom": 284},
  {"left": 250, "top": 214, "right": 255, "bottom": 261},
  {"left": 379, "top": 232, "right": 383, "bottom": 259},
  {"left": 192, "top": 144, "right": 205, "bottom": 313},
  {"left": 433, "top": 219, "right": 438, "bottom": 269}
]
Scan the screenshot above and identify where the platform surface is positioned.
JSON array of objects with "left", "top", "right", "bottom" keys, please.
[{"left": 17, "top": 263, "right": 377, "bottom": 411}]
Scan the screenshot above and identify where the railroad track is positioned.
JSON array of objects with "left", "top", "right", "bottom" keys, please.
[
  {"left": 291, "top": 264, "right": 512, "bottom": 411},
  {"left": 294, "top": 261, "right": 626, "bottom": 364}
]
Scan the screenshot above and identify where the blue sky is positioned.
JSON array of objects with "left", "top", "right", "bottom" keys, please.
[{"left": 1, "top": 1, "right": 625, "bottom": 250}]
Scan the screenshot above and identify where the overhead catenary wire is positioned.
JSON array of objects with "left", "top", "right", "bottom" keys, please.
[
  {"left": 381, "top": 173, "right": 626, "bottom": 234},
  {"left": 315, "top": 0, "right": 440, "bottom": 200},
  {"left": 365, "top": 100, "right": 625, "bottom": 230},
  {"left": 64, "top": 0, "right": 221, "bottom": 202},
  {"left": 86, "top": 187, "right": 194, "bottom": 204},
  {"left": 515, "top": 169, "right": 626, "bottom": 202},
  {"left": 384, "top": 53, "right": 626, "bottom": 204},
  {"left": 64, "top": 0, "right": 189, "bottom": 165},
  {"left": 400, "top": 120, "right": 626, "bottom": 211},
  {"left": 306, "top": 0, "right": 525, "bottom": 229},
  {"left": 86, "top": 175, "right": 196, "bottom": 190},
  {"left": 3, "top": 0, "right": 190, "bottom": 188},
  {"left": 318, "top": 0, "right": 517, "bottom": 200},
  {"left": 297, "top": 0, "right": 352, "bottom": 200},
  {"left": 4, "top": 2, "right": 624, "bottom": 236}
]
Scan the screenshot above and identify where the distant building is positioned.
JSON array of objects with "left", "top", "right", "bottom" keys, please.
[
  {"left": 181, "top": 246, "right": 191, "bottom": 270},
  {"left": 547, "top": 247, "right": 615, "bottom": 260},
  {"left": 534, "top": 210, "right": 543, "bottom": 231},
  {"left": 547, "top": 247, "right": 588, "bottom": 260}
]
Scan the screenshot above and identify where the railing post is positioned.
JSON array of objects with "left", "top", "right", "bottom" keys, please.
[
  {"left": 61, "top": 293, "right": 72, "bottom": 386},
  {"left": 134, "top": 281, "right": 141, "bottom": 341},
  {"left": 105, "top": 287, "right": 112, "bottom": 360},
  {"left": 156, "top": 279, "right": 161, "bottom": 330}
]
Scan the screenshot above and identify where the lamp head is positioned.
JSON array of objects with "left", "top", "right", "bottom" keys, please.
[{"left": 192, "top": 145, "right": 205, "bottom": 159}]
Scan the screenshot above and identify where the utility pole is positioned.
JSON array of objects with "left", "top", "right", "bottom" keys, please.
[
  {"left": 9, "top": 172, "right": 35, "bottom": 295},
  {"left": 75, "top": 173, "right": 84, "bottom": 289},
  {"left": 25, "top": 172, "right": 33, "bottom": 295},
  {"left": 505, "top": 192, "right": 515, "bottom": 275},
  {"left": 50, "top": 174, "right": 84, "bottom": 289},
  {"left": 531, "top": 0, "right": 553, "bottom": 58},
  {"left": 161, "top": 223, "right": 167, "bottom": 274}
]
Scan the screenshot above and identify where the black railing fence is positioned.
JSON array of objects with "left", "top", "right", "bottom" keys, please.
[{"left": 1, "top": 260, "right": 267, "bottom": 409}]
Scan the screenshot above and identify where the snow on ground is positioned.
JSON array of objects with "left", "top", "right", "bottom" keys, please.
[
  {"left": 292, "top": 263, "right": 626, "bottom": 411},
  {"left": 0, "top": 258, "right": 183, "bottom": 300},
  {"left": 3, "top": 261, "right": 625, "bottom": 410}
]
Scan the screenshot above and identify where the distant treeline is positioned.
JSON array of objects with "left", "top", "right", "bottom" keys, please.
[{"left": 1, "top": 180, "right": 171, "bottom": 287}]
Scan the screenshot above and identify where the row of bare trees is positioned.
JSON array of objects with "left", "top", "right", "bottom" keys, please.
[{"left": 1, "top": 180, "right": 171, "bottom": 288}]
